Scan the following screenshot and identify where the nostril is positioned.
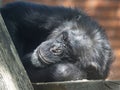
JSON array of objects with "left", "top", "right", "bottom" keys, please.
[
  {"left": 50, "top": 48, "right": 56, "bottom": 53},
  {"left": 50, "top": 47, "right": 62, "bottom": 55}
]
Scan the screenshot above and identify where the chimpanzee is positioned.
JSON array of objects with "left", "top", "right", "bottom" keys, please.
[{"left": 0, "top": 1, "right": 114, "bottom": 82}]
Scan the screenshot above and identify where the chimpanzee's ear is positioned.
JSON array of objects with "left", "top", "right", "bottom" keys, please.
[{"left": 75, "top": 15, "right": 82, "bottom": 21}]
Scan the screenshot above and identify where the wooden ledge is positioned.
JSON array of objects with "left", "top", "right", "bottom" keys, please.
[{"left": 33, "top": 80, "right": 120, "bottom": 90}]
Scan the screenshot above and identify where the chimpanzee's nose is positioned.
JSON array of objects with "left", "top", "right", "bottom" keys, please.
[{"left": 50, "top": 44, "right": 63, "bottom": 55}]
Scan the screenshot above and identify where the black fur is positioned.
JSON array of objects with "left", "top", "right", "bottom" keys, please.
[{"left": 1, "top": 2, "right": 113, "bottom": 82}]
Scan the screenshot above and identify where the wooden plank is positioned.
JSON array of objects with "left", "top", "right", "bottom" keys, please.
[
  {"left": 0, "top": 14, "right": 34, "bottom": 90},
  {"left": 33, "top": 80, "right": 120, "bottom": 90}
]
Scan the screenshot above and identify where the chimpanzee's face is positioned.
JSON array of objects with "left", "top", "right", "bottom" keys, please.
[{"left": 31, "top": 22, "right": 93, "bottom": 68}]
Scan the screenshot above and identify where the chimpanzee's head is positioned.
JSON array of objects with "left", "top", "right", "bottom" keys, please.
[{"left": 30, "top": 20, "right": 112, "bottom": 70}]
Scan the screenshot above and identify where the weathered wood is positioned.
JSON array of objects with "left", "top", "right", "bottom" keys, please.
[
  {"left": 33, "top": 80, "right": 120, "bottom": 90},
  {"left": 0, "top": 14, "right": 34, "bottom": 90}
]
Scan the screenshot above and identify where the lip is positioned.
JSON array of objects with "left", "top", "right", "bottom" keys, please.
[{"left": 37, "top": 48, "right": 54, "bottom": 64}]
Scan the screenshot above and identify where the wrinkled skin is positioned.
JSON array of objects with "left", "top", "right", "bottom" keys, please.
[{"left": 1, "top": 2, "right": 114, "bottom": 82}]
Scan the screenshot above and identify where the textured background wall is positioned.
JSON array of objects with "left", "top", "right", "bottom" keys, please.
[{"left": 3, "top": 0, "right": 120, "bottom": 80}]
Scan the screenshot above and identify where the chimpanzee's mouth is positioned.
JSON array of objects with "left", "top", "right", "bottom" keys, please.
[{"left": 37, "top": 48, "right": 54, "bottom": 65}]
